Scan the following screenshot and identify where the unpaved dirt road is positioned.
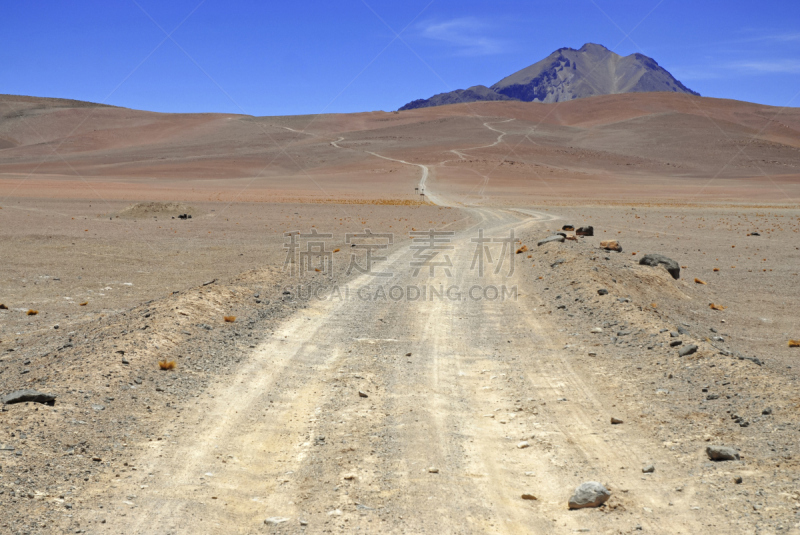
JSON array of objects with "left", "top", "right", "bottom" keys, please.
[{"left": 80, "top": 197, "right": 731, "bottom": 534}]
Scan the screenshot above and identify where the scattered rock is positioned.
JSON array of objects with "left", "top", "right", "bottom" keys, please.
[
  {"left": 576, "top": 226, "right": 594, "bottom": 237},
  {"left": 762, "top": 407, "right": 772, "bottom": 415},
  {"left": 639, "top": 254, "right": 680, "bottom": 279},
  {"left": 521, "top": 493, "right": 538, "bottom": 500},
  {"left": 550, "top": 259, "right": 565, "bottom": 268},
  {"left": 265, "top": 517, "right": 289, "bottom": 525},
  {"left": 538, "top": 234, "right": 565, "bottom": 246},
  {"left": 562, "top": 224, "right": 575, "bottom": 231},
  {"left": 358, "top": 390, "right": 368, "bottom": 398},
  {"left": 2, "top": 389, "right": 56, "bottom": 406},
  {"left": 428, "top": 467, "right": 439, "bottom": 473},
  {"left": 568, "top": 481, "right": 611, "bottom": 509},
  {"left": 642, "top": 464, "right": 655, "bottom": 473},
  {"left": 749, "top": 232, "right": 760, "bottom": 236},
  {"left": 669, "top": 340, "right": 683, "bottom": 347},
  {"left": 517, "top": 441, "right": 530, "bottom": 449},
  {"left": 516, "top": 245, "right": 528, "bottom": 254},
  {"left": 611, "top": 417, "right": 623, "bottom": 424},
  {"left": 597, "top": 289, "right": 608, "bottom": 296},
  {"left": 591, "top": 327, "right": 603, "bottom": 333},
  {"left": 734, "top": 476, "right": 743, "bottom": 484},
  {"left": 707, "top": 445, "right": 740, "bottom": 461},
  {"left": 679, "top": 344, "right": 698, "bottom": 357},
  {"left": 600, "top": 240, "right": 622, "bottom": 252}
]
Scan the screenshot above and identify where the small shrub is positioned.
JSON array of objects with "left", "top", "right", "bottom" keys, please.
[
  {"left": 224, "top": 316, "right": 236, "bottom": 323},
  {"left": 27, "top": 309, "right": 38, "bottom": 316},
  {"left": 159, "top": 359, "right": 176, "bottom": 370}
]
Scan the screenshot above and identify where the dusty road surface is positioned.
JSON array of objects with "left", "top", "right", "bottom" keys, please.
[{"left": 69, "top": 202, "right": 736, "bottom": 535}]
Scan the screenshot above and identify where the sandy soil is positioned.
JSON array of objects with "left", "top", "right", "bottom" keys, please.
[{"left": 0, "top": 94, "right": 799, "bottom": 534}]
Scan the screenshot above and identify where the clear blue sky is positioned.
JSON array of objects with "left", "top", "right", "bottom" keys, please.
[{"left": 2, "top": 1, "right": 799, "bottom": 116}]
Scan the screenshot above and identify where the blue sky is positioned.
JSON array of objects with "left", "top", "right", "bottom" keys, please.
[{"left": 2, "top": 1, "right": 799, "bottom": 116}]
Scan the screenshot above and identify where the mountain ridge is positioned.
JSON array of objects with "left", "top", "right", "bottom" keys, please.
[{"left": 399, "top": 43, "right": 699, "bottom": 111}]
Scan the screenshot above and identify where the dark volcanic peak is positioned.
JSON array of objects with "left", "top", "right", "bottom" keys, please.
[{"left": 399, "top": 43, "right": 698, "bottom": 110}]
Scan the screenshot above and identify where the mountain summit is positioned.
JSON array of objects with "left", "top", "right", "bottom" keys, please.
[{"left": 399, "top": 43, "right": 698, "bottom": 110}]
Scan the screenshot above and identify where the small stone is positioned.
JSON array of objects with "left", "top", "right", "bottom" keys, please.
[
  {"left": 521, "top": 493, "right": 538, "bottom": 500},
  {"left": 762, "top": 407, "right": 772, "bottom": 415},
  {"left": 679, "top": 344, "right": 698, "bottom": 357},
  {"left": 669, "top": 340, "right": 683, "bottom": 347},
  {"left": 538, "top": 234, "right": 565, "bottom": 246},
  {"left": 597, "top": 289, "right": 608, "bottom": 296},
  {"left": 734, "top": 476, "right": 743, "bottom": 484},
  {"left": 611, "top": 417, "right": 623, "bottom": 425},
  {"left": 639, "top": 254, "right": 681, "bottom": 279},
  {"left": 358, "top": 390, "right": 368, "bottom": 398},
  {"left": 706, "top": 445, "right": 740, "bottom": 461},
  {"left": 517, "top": 441, "right": 530, "bottom": 449},
  {"left": 576, "top": 226, "right": 594, "bottom": 237},
  {"left": 265, "top": 517, "right": 289, "bottom": 525},
  {"left": 300, "top": 520, "right": 308, "bottom": 526},
  {"left": 428, "top": 467, "right": 439, "bottom": 473},
  {"left": 122, "top": 357, "right": 130, "bottom": 365},
  {"left": 600, "top": 240, "right": 622, "bottom": 252},
  {"left": 591, "top": 327, "right": 603, "bottom": 333},
  {"left": 568, "top": 481, "right": 611, "bottom": 509},
  {"left": 642, "top": 464, "right": 655, "bottom": 473},
  {"left": 2, "top": 389, "right": 56, "bottom": 406}
]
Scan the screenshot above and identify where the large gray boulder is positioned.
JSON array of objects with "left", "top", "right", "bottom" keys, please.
[
  {"left": 639, "top": 254, "right": 680, "bottom": 279},
  {"left": 2, "top": 389, "right": 56, "bottom": 406},
  {"left": 568, "top": 481, "right": 611, "bottom": 509}
]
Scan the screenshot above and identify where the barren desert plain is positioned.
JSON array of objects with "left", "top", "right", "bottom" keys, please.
[{"left": 1, "top": 92, "right": 800, "bottom": 534}]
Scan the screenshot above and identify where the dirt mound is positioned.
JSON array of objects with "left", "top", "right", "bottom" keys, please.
[{"left": 116, "top": 201, "right": 198, "bottom": 219}]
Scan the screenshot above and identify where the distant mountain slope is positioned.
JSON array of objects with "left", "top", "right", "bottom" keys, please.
[{"left": 399, "top": 43, "right": 698, "bottom": 110}]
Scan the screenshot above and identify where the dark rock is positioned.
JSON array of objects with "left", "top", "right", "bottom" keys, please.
[
  {"left": 642, "top": 464, "right": 655, "bottom": 473},
  {"left": 562, "top": 224, "right": 575, "bottom": 231},
  {"left": 576, "top": 226, "right": 594, "bottom": 236},
  {"left": 762, "top": 407, "right": 772, "bottom": 415},
  {"left": 734, "top": 476, "right": 743, "bottom": 484},
  {"left": 750, "top": 232, "right": 760, "bottom": 236},
  {"left": 707, "top": 445, "right": 739, "bottom": 461},
  {"left": 677, "top": 326, "right": 689, "bottom": 335},
  {"left": 611, "top": 417, "right": 623, "bottom": 424},
  {"left": 639, "top": 254, "right": 680, "bottom": 279},
  {"left": 550, "top": 259, "right": 565, "bottom": 268},
  {"left": 597, "top": 289, "right": 608, "bottom": 296},
  {"left": 706, "top": 394, "right": 719, "bottom": 400},
  {"left": 537, "top": 234, "right": 565, "bottom": 246},
  {"left": 2, "top": 389, "right": 56, "bottom": 406},
  {"left": 679, "top": 344, "right": 698, "bottom": 357},
  {"left": 358, "top": 390, "right": 368, "bottom": 398},
  {"left": 670, "top": 340, "right": 683, "bottom": 347},
  {"left": 568, "top": 481, "right": 610, "bottom": 509},
  {"left": 670, "top": 331, "right": 680, "bottom": 337}
]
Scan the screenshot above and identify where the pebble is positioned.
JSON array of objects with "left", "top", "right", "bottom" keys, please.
[
  {"left": 642, "top": 464, "right": 655, "bottom": 473},
  {"left": 517, "top": 441, "right": 530, "bottom": 449},
  {"left": 679, "top": 344, "right": 698, "bottom": 357},
  {"left": 707, "top": 445, "right": 740, "bottom": 461},
  {"left": 521, "top": 493, "right": 538, "bottom": 500},
  {"left": 428, "top": 467, "right": 439, "bottom": 473},
  {"left": 611, "top": 417, "right": 623, "bottom": 424},
  {"left": 358, "top": 390, "right": 368, "bottom": 398}
]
